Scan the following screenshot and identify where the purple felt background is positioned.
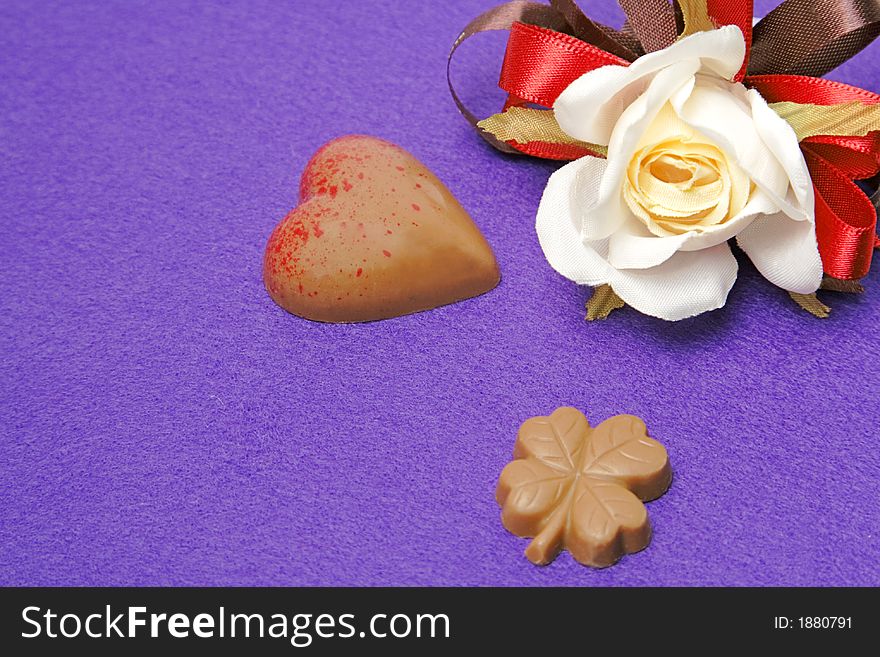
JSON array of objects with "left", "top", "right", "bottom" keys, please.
[{"left": 1, "top": 0, "right": 879, "bottom": 587}]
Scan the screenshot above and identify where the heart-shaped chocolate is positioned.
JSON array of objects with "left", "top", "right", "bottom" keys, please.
[{"left": 263, "top": 136, "right": 500, "bottom": 322}]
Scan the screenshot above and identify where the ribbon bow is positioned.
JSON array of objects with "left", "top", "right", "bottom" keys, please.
[{"left": 448, "top": 0, "right": 880, "bottom": 282}]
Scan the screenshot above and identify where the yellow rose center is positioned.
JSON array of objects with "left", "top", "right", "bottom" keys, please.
[{"left": 623, "top": 103, "right": 752, "bottom": 236}]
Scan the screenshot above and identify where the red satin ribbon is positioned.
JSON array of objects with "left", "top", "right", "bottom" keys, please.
[
  {"left": 706, "top": 0, "right": 753, "bottom": 81},
  {"left": 804, "top": 151, "right": 878, "bottom": 278},
  {"left": 747, "top": 74, "right": 879, "bottom": 277},
  {"left": 494, "top": 21, "right": 879, "bottom": 279},
  {"left": 801, "top": 134, "right": 880, "bottom": 180},
  {"left": 500, "top": 22, "right": 629, "bottom": 107},
  {"left": 495, "top": 23, "right": 630, "bottom": 159},
  {"left": 746, "top": 73, "right": 880, "bottom": 104},
  {"left": 504, "top": 141, "right": 603, "bottom": 160}
]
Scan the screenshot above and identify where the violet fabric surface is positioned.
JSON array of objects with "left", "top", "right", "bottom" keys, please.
[{"left": 2, "top": 0, "right": 879, "bottom": 586}]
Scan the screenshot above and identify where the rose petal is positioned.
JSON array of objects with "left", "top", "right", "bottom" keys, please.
[
  {"left": 554, "top": 26, "right": 746, "bottom": 145},
  {"left": 536, "top": 156, "right": 613, "bottom": 286},
  {"left": 554, "top": 65, "right": 638, "bottom": 146},
  {"left": 537, "top": 155, "right": 739, "bottom": 320},
  {"left": 672, "top": 78, "right": 810, "bottom": 220},
  {"left": 585, "top": 60, "right": 702, "bottom": 241},
  {"left": 675, "top": 188, "right": 778, "bottom": 251},
  {"left": 607, "top": 228, "right": 689, "bottom": 270},
  {"left": 610, "top": 245, "right": 739, "bottom": 321},
  {"left": 608, "top": 188, "right": 781, "bottom": 269},
  {"left": 736, "top": 212, "right": 823, "bottom": 293},
  {"left": 747, "top": 89, "right": 814, "bottom": 219}
]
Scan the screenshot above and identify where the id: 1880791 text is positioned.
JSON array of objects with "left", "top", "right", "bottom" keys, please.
[{"left": 773, "top": 617, "right": 852, "bottom": 630}]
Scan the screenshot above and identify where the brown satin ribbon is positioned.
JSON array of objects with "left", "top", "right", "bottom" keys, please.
[
  {"left": 447, "top": 1, "right": 571, "bottom": 153},
  {"left": 613, "top": 21, "right": 647, "bottom": 56},
  {"left": 750, "top": 0, "right": 880, "bottom": 76},
  {"left": 549, "top": 0, "right": 640, "bottom": 60},
  {"left": 617, "top": 0, "right": 678, "bottom": 52}
]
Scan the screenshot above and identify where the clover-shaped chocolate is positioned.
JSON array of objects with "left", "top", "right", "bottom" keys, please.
[{"left": 496, "top": 407, "right": 672, "bottom": 568}]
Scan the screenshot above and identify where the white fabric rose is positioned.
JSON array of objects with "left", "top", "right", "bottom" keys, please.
[{"left": 536, "top": 25, "right": 823, "bottom": 320}]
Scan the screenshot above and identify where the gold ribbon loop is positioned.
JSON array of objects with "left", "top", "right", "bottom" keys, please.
[
  {"left": 770, "top": 101, "right": 880, "bottom": 141},
  {"left": 478, "top": 108, "right": 608, "bottom": 154},
  {"left": 677, "top": 0, "right": 716, "bottom": 38}
]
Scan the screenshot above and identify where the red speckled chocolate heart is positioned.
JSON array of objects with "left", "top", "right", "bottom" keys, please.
[{"left": 263, "top": 135, "right": 500, "bottom": 322}]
